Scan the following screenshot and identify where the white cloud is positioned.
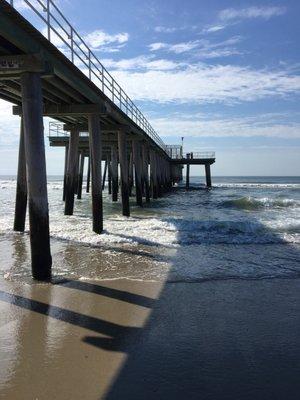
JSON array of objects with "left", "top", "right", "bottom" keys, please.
[
  {"left": 203, "top": 25, "right": 227, "bottom": 33},
  {"left": 148, "top": 36, "right": 242, "bottom": 58},
  {"left": 149, "top": 42, "right": 168, "bottom": 51},
  {"left": 102, "top": 55, "right": 180, "bottom": 71},
  {"left": 219, "top": 6, "right": 286, "bottom": 21},
  {"left": 84, "top": 30, "right": 129, "bottom": 51},
  {"left": 111, "top": 63, "right": 300, "bottom": 105},
  {"left": 151, "top": 113, "right": 300, "bottom": 139},
  {"left": 154, "top": 26, "right": 177, "bottom": 33}
]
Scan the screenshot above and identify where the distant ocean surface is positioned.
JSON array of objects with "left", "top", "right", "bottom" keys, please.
[{"left": 0, "top": 175, "right": 300, "bottom": 282}]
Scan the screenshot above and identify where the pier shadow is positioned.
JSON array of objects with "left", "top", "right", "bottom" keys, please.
[{"left": 1, "top": 196, "right": 300, "bottom": 399}]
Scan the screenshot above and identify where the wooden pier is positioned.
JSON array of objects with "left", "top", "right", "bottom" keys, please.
[{"left": 0, "top": 0, "right": 215, "bottom": 280}]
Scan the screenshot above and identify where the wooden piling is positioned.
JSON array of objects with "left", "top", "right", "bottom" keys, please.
[
  {"left": 132, "top": 139, "right": 143, "bottom": 207},
  {"left": 118, "top": 131, "right": 130, "bottom": 216},
  {"left": 14, "top": 117, "right": 27, "bottom": 232},
  {"left": 88, "top": 114, "right": 103, "bottom": 233},
  {"left": 20, "top": 72, "right": 52, "bottom": 281},
  {"left": 77, "top": 151, "right": 85, "bottom": 199},
  {"left": 111, "top": 145, "right": 118, "bottom": 202},
  {"left": 64, "top": 128, "right": 79, "bottom": 215},
  {"left": 205, "top": 164, "right": 212, "bottom": 188}
]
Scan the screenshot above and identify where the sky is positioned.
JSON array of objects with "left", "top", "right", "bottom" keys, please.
[{"left": 0, "top": 0, "right": 300, "bottom": 176}]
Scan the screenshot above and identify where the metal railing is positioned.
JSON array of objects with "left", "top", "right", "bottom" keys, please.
[
  {"left": 6, "top": 0, "right": 167, "bottom": 152},
  {"left": 49, "top": 122, "right": 88, "bottom": 137},
  {"left": 186, "top": 152, "right": 215, "bottom": 159}
]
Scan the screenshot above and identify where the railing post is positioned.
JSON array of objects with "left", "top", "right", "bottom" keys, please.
[
  {"left": 70, "top": 27, "right": 74, "bottom": 63},
  {"left": 88, "top": 50, "right": 91, "bottom": 80},
  {"left": 46, "top": 0, "right": 51, "bottom": 41}
]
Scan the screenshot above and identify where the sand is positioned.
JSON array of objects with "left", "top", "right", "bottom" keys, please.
[{"left": 0, "top": 276, "right": 300, "bottom": 399}]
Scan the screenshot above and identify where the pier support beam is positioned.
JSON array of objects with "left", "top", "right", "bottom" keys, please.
[
  {"left": 132, "top": 139, "right": 143, "bottom": 207},
  {"left": 14, "top": 117, "right": 27, "bottom": 232},
  {"left": 142, "top": 144, "right": 150, "bottom": 203},
  {"left": 64, "top": 128, "right": 79, "bottom": 215},
  {"left": 77, "top": 152, "right": 85, "bottom": 200},
  {"left": 88, "top": 114, "right": 103, "bottom": 233},
  {"left": 205, "top": 164, "right": 212, "bottom": 188},
  {"left": 111, "top": 145, "right": 118, "bottom": 202},
  {"left": 118, "top": 131, "right": 130, "bottom": 216},
  {"left": 186, "top": 163, "right": 190, "bottom": 190},
  {"left": 20, "top": 72, "right": 52, "bottom": 281}
]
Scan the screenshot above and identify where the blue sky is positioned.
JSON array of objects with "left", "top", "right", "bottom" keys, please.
[{"left": 0, "top": 0, "right": 300, "bottom": 175}]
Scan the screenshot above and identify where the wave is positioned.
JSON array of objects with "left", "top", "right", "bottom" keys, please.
[
  {"left": 221, "top": 196, "right": 299, "bottom": 210},
  {"left": 214, "top": 183, "right": 300, "bottom": 189}
]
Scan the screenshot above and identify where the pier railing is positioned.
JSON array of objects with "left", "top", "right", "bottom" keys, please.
[
  {"left": 6, "top": 0, "right": 167, "bottom": 152},
  {"left": 186, "top": 152, "right": 215, "bottom": 159},
  {"left": 49, "top": 122, "right": 89, "bottom": 137}
]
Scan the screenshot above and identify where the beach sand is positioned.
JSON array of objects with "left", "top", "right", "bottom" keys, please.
[{"left": 0, "top": 276, "right": 299, "bottom": 399}]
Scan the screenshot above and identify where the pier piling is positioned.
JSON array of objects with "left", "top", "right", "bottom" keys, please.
[
  {"left": 77, "top": 151, "right": 85, "bottom": 199},
  {"left": 186, "top": 163, "right": 190, "bottom": 190},
  {"left": 111, "top": 145, "right": 118, "bottom": 202},
  {"left": 62, "top": 144, "right": 68, "bottom": 201},
  {"left": 88, "top": 114, "right": 103, "bottom": 233},
  {"left": 133, "top": 139, "right": 143, "bottom": 207},
  {"left": 118, "top": 131, "right": 130, "bottom": 216},
  {"left": 142, "top": 144, "right": 150, "bottom": 202},
  {"left": 14, "top": 117, "right": 27, "bottom": 232},
  {"left": 205, "top": 164, "right": 212, "bottom": 188},
  {"left": 86, "top": 157, "right": 90, "bottom": 193},
  {"left": 64, "top": 128, "right": 79, "bottom": 215},
  {"left": 21, "top": 72, "right": 52, "bottom": 281}
]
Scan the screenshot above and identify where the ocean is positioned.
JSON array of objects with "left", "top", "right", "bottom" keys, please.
[{"left": 0, "top": 176, "right": 300, "bottom": 283}]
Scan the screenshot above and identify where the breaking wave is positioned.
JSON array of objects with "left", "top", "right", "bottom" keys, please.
[{"left": 221, "top": 196, "right": 299, "bottom": 211}]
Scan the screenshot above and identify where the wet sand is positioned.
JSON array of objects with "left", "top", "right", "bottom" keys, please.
[{"left": 0, "top": 276, "right": 300, "bottom": 399}]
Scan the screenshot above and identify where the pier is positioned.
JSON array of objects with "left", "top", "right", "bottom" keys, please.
[{"left": 0, "top": 0, "right": 215, "bottom": 280}]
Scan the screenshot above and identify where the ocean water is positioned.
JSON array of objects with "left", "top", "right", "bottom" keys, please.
[{"left": 0, "top": 175, "right": 300, "bottom": 282}]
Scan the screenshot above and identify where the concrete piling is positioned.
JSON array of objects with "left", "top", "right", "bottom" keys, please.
[
  {"left": 14, "top": 117, "right": 27, "bottom": 232},
  {"left": 88, "top": 114, "right": 103, "bottom": 233},
  {"left": 118, "top": 131, "right": 130, "bottom": 216},
  {"left": 20, "top": 72, "right": 52, "bottom": 281}
]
